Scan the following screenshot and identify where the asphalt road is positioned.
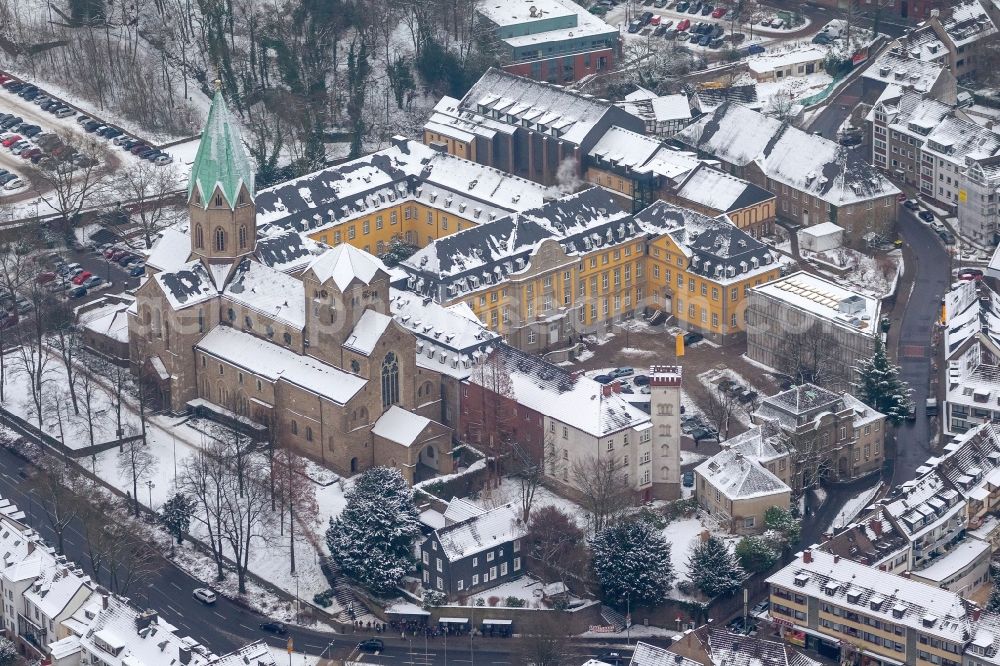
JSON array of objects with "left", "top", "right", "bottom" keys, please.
[{"left": 891, "top": 207, "right": 951, "bottom": 483}]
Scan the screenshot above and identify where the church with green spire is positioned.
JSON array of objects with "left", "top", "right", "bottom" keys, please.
[{"left": 125, "top": 88, "right": 458, "bottom": 484}]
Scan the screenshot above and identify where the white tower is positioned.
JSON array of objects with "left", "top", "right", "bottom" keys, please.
[{"left": 650, "top": 365, "right": 682, "bottom": 500}]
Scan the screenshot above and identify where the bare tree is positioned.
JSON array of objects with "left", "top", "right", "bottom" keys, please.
[
  {"left": 30, "top": 131, "right": 110, "bottom": 234},
  {"left": 525, "top": 505, "right": 589, "bottom": 592},
  {"left": 216, "top": 448, "right": 272, "bottom": 594},
  {"left": 464, "top": 352, "right": 518, "bottom": 488},
  {"left": 774, "top": 329, "right": 842, "bottom": 389},
  {"left": 510, "top": 433, "right": 560, "bottom": 522},
  {"left": 571, "top": 455, "right": 633, "bottom": 534},
  {"left": 117, "top": 426, "right": 158, "bottom": 517},
  {"left": 112, "top": 162, "right": 184, "bottom": 249},
  {"left": 273, "top": 445, "right": 319, "bottom": 575},
  {"left": 46, "top": 299, "right": 80, "bottom": 415},
  {"left": 704, "top": 385, "right": 740, "bottom": 441},
  {"left": 179, "top": 441, "right": 228, "bottom": 582},
  {"left": 765, "top": 88, "right": 796, "bottom": 121},
  {"left": 31, "top": 463, "right": 83, "bottom": 555}
]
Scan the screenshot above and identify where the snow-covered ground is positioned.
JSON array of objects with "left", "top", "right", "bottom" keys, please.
[
  {"left": 695, "top": 367, "right": 760, "bottom": 429},
  {"left": 467, "top": 477, "right": 589, "bottom": 530}
]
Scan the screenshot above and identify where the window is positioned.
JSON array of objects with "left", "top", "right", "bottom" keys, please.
[
  {"left": 490, "top": 566, "right": 497, "bottom": 580},
  {"left": 422, "top": 551, "right": 429, "bottom": 565},
  {"left": 473, "top": 574, "right": 479, "bottom": 586},
  {"left": 291, "top": 420, "right": 298, "bottom": 435},
  {"left": 436, "top": 577, "right": 444, "bottom": 591},
  {"left": 436, "top": 558, "right": 443, "bottom": 572},
  {"left": 500, "top": 562, "right": 508, "bottom": 576},
  {"left": 744, "top": 516, "right": 755, "bottom": 528},
  {"left": 487, "top": 551, "right": 495, "bottom": 562},
  {"left": 514, "top": 557, "right": 521, "bottom": 571},
  {"left": 381, "top": 352, "right": 400, "bottom": 408},
  {"left": 194, "top": 224, "right": 204, "bottom": 249},
  {"left": 238, "top": 225, "right": 248, "bottom": 249},
  {"left": 457, "top": 579, "right": 464, "bottom": 591},
  {"left": 305, "top": 426, "right": 313, "bottom": 442},
  {"left": 214, "top": 227, "right": 225, "bottom": 252}
]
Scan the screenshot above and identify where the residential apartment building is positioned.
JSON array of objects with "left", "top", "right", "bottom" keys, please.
[
  {"left": 881, "top": 471, "right": 968, "bottom": 572},
  {"left": 694, "top": 447, "right": 791, "bottom": 534},
  {"left": 747, "top": 272, "right": 881, "bottom": 394},
  {"left": 419, "top": 503, "right": 526, "bottom": 601},
  {"left": 941, "top": 279, "right": 1000, "bottom": 435},
  {"left": 768, "top": 548, "right": 972, "bottom": 666},
  {"left": 422, "top": 69, "right": 646, "bottom": 186},
  {"left": 754, "top": 384, "right": 886, "bottom": 490},
  {"left": 254, "top": 137, "right": 550, "bottom": 255},
  {"left": 638, "top": 200, "right": 781, "bottom": 343},
  {"left": 860, "top": 51, "right": 957, "bottom": 105},
  {"left": 869, "top": 90, "right": 954, "bottom": 189},
  {"left": 477, "top": 0, "right": 619, "bottom": 83},
  {"left": 959, "top": 157, "right": 1000, "bottom": 245},
  {"left": 822, "top": 511, "right": 911, "bottom": 574},
  {"left": 462, "top": 345, "right": 680, "bottom": 501},
  {"left": 675, "top": 104, "right": 901, "bottom": 247}
]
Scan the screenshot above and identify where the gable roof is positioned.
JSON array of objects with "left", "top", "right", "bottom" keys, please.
[
  {"left": 189, "top": 90, "right": 255, "bottom": 207},
  {"left": 629, "top": 641, "right": 703, "bottom": 666},
  {"left": 343, "top": 309, "right": 394, "bottom": 355},
  {"left": 223, "top": 258, "right": 305, "bottom": 329},
  {"left": 145, "top": 228, "right": 192, "bottom": 273},
  {"left": 153, "top": 260, "right": 219, "bottom": 310},
  {"left": 371, "top": 405, "right": 433, "bottom": 447},
  {"left": 675, "top": 163, "right": 774, "bottom": 213},
  {"left": 433, "top": 503, "right": 525, "bottom": 561}
]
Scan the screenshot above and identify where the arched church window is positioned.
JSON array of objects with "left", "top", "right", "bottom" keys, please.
[
  {"left": 381, "top": 352, "right": 400, "bottom": 409},
  {"left": 239, "top": 225, "right": 248, "bottom": 249},
  {"left": 215, "top": 227, "right": 226, "bottom": 252},
  {"left": 194, "top": 225, "right": 204, "bottom": 249}
]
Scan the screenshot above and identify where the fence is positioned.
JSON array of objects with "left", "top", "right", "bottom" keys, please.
[{"left": 0, "top": 405, "right": 147, "bottom": 458}]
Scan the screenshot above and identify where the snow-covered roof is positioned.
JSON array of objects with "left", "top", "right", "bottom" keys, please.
[
  {"left": 212, "top": 641, "right": 277, "bottom": 666},
  {"left": 696, "top": 448, "right": 790, "bottom": 501},
  {"left": 694, "top": 83, "right": 761, "bottom": 113},
  {"left": 254, "top": 137, "right": 547, "bottom": 233},
  {"left": 636, "top": 200, "right": 778, "bottom": 285},
  {"left": 921, "top": 112, "right": 1000, "bottom": 166},
  {"left": 798, "top": 221, "right": 844, "bottom": 239},
  {"left": 721, "top": 419, "right": 788, "bottom": 464},
  {"left": 478, "top": 0, "right": 575, "bottom": 27},
  {"left": 840, "top": 393, "right": 885, "bottom": 428},
  {"left": 939, "top": 0, "right": 996, "bottom": 47},
  {"left": 391, "top": 289, "right": 497, "bottom": 352},
  {"left": 223, "top": 258, "right": 305, "bottom": 329},
  {"left": 69, "top": 595, "right": 218, "bottom": 666},
  {"left": 371, "top": 405, "right": 431, "bottom": 447},
  {"left": 433, "top": 503, "right": 525, "bottom": 562},
  {"left": 588, "top": 126, "right": 665, "bottom": 170},
  {"left": 343, "top": 309, "right": 393, "bottom": 355},
  {"left": 306, "top": 244, "right": 388, "bottom": 292},
  {"left": 195, "top": 326, "right": 366, "bottom": 405},
  {"left": 24, "top": 558, "right": 91, "bottom": 620},
  {"left": 458, "top": 68, "right": 626, "bottom": 146},
  {"left": 443, "top": 497, "right": 487, "bottom": 524},
  {"left": 629, "top": 641, "right": 702, "bottom": 666},
  {"left": 677, "top": 104, "right": 900, "bottom": 206},
  {"left": 674, "top": 163, "right": 774, "bottom": 213},
  {"left": 144, "top": 228, "right": 191, "bottom": 273},
  {"left": 154, "top": 260, "right": 219, "bottom": 311},
  {"left": 706, "top": 628, "right": 822, "bottom": 666},
  {"left": 747, "top": 45, "right": 829, "bottom": 75},
  {"left": 755, "top": 384, "right": 845, "bottom": 430},
  {"left": 768, "top": 549, "right": 973, "bottom": 644},
  {"left": 469, "top": 343, "right": 650, "bottom": 437},
  {"left": 255, "top": 228, "right": 324, "bottom": 274},
  {"left": 882, "top": 471, "right": 964, "bottom": 541},
  {"left": 751, "top": 272, "right": 880, "bottom": 336},
  {"left": 502, "top": 7, "right": 617, "bottom": 49},
  {"left": 911, "top": 537, "right": 989, "bottom": 583},
  {"left": 78, "top": 298, "right": 133, "bottom": 344},
  {"left": 862, "top": 51, "right": 947, "bottom": 93},
  {"left": 899, "top": 26, "right": 949, "bottom": 62}
]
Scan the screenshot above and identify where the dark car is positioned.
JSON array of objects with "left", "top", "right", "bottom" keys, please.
[
  {"left": 687, "top": 2, "right": 700, "bottom": 12},
  {"left": 700, "top": 3, "right": 712, "bottom": 13},
  {"left": 633, "top": 374, "right": 650, "bottom": 386},
  {"left": 903, "top": 199, "right": 920, "bottom": 210},
  {"left": 67, "top": 286, "right": 87, "bottom": 299},
  {"left": 683, "top": 331, "right": 703, "bottom": 345},
  {"left": 918, "top": 210, "right": 935, "bottom": 223},
  {"left": 745, "top": 43, "right": 765, "bottom": 55},
  {"left": 131, "top": 143, "right": 152, "bottom": 155},
  {"left": 358, "top": 639, "right": 384, "bottom": 653},
  {"left": 682, "top": 471, "right": 695, "bottom": 487},
  {"left": 597, "top": 652, "right": 625, "bottom": 666},
  {"left": 654, "top": 23, "right": 667, "bottom": 35},
  {"left": 640, "top": 10, "right": 653, "bottom": 23},
  {"left": 940, "top": 231, "right": 956, "bottom": 245},
  {"left": 594, "top": 374, "right": 613, "bottom": 384},
  {"left": 698, "top": 34, "right": 711, "bottom": 45},
  {"left": 129, "top": 264, "right": 146, "bottom": 277},
  {"left": 676, "top": 0, "right": 689, "bottom": 9},
  {"left": 259, "top": 621, "right": 287, "bottom": 635},
  {"left": 710, "top": 37, "right": 724, "bottom": 47},
  {"left": 628, "top": 18, "right": 643, "bottom": 32}
]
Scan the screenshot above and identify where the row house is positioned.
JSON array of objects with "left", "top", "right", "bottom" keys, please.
[
  {"left": 941, "top": 279, "right": 1000, "bottom": 435},
  {"left": 894, "top": 2, "right": 998, "bottom": 81}
]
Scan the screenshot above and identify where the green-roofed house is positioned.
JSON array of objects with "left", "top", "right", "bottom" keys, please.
[{"left": 188, "top": 89, "right": 257, "bottom": 264}]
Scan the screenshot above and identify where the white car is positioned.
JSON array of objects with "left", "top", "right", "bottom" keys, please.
[
  {"left": 192, "top": 588, "right": 217, "bottom": 605},
  {"left": 770, "top": 18, "right": 784, "bottom": 28},
  {"left": 3, "top": 179, "right": 24, "bottom": 191},
  {"left": 113, "top": 134, "right": 133, "bottom": 146}
]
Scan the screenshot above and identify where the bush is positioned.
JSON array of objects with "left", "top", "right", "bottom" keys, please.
[
  {"left": 475, "top": 597, "right": 486, "bottom": 606},
  {"left": 422, "top": 590, "right": 446, "bottom": 608},
  {"left": 505, "top": 596, "right": 527, "bottom": 608},
  {"left": 312, "top": 589, "right": 335, "bottom": 608}
]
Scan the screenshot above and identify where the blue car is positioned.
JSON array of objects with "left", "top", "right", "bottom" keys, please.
[{"left": 129, "top": 264, "right": 146, "bottom": 277}]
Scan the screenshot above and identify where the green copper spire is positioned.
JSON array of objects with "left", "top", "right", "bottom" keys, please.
[{"left": 188, "top": 85, "right": 255, "bottom": 208}]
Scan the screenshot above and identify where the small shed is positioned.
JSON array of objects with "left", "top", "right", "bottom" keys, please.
[{"left": 799, "top": 222, "right": 844, "bottom": 252}]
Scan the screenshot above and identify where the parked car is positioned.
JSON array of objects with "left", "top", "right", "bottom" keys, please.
[
  {"left": 67, "top": 286, "right": 87, "bottom": 300},
  {"left": 683, "top": 331, "right": 703, "bottom": 345},
  {"left": 958, "top": 267, "right": 984, "bottom": 281},
  {"left": 682, "top": 471, "right": 695, "bottom": 487},
  {"left": 628, "top": 18, "right": 643, "bottom": 32},
  {"left": 676, "top": 0, "right": 689, "bottom": 9},
  {"left": 81, "top": 275, "right": 103, "bottom": 289},
  {"left": 35, "top": 271, "right": 56, "bottom": 284},
  {"left": 192, "top": 588, "right": 217, "bottom": 605},
  {"left": 259, "top": 621, "right": 287, "bottom": 635},
  {"left": 653, "top": 23, "right": 667, "bottom": 35},
  {"left": 649, "top": 14, "right": 661, "bottom": 25},
  {"left": 752, "top": 600, "right": 769, "bottom": 615},
  {"left": 661, "top": 18, "right": 673, "bottom": 28},
  {"left": 72, "top": 271, "right": 93, "bottom": 285},
  {"left": 2, "top": 179, "right": 23, "bottom": 191},
  {"left": 1, "top": 135, "right": 20, "bottom": 148},
  {"left": 918, "top": 210, "right": 935, "bottom": 223},
  {"left": 54, "top": 107, "right": 75, "bottom": 118},
  {"left": 770, "top": 17, "right": 784, "bottom": 28},
  {"left": 677, "top": 18, "right": 691, "bottom": 30},
  {"left": 711, "top": 6, "right": 726, "bottom": 17},
  {"left": 700, "top": 3, "right": 712, "bottom": 14},
  {"left": 745, "top": 43, "right": 765, "bottom": 55},
  {"left": 357, "top": 639, "right": 385, "bottom": 653},
  {"left": 902, "top": 198, "right": 919, "bottom": 211},
  {"left": 640, "top": 10, "right": 653, "bottom": 23},
  {"left": 633, "top": 374, "right": 650, "bottom": 386},
  {"left": 687, "top": 2, "right": 700, "bottom": 12},
  {"left": 593, "top": 374, "right": 613, "bottom": 384},
  {"left": 129, "top": 264, "right": 146, "bottom": 277},
  {"left": 610, "top": 366, "right": 634, "bottom": 378}
]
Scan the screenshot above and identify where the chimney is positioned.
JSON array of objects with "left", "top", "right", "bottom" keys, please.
[
  {"left": 602, "top": 385, "right": 613, "bottom": 397},
  {"left": 101, "top": 593, "right": 109, "bottom": 610},
  {"left": 833, "top": 554, "right": 840, "bottom": 563},
  {"left": 612, "top": 381, "right": 622, "bottom": 394},
  {"left": 178, "top": 646, "right": 192, "bottom": 665},
  {"left": 803, "top": 549, "right": 812, "bottom": 563},
  {"left": 901, "top": 571, "right": 911, "bottom": 579},
  {"left": 135, "top": 610, "right": 158, "bottom": 632},
  {"left": 869, "top": 517, "right": 882, "bottom": 536}
]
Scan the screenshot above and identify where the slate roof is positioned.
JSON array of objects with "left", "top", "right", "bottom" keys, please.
[
  {"left": 254, "top": 228, "right": 323, "bottom": 273},
  {"left": 941, "top": 0, "right": 996, "bottom": 47},
  {"left": 758, "top": 383, "right": 842, "bottom": 418},
  {"left": 722, "top": 419, "right": 788, "bottom": 464},
  {"left": 707, "top": 628, "right": 823, "bottom": 666},
  {"left": 693, "top": 83, "right": 761, "bottom": 112},
  {"left": 144, "top": 228, "right": 191, "bottom": 273},
  {"left": 862, "top": 51, "right": 947, "bottom": 93},
  {"left": 154, "top": 260, "right": 218, "bottom": 310},
  {"left": 223, "top": 258, "right": 305, "bottom": 329},
  {"left": 189, "top": 90, "right": 255, "bottom": 207},
  {"left": 629, "top": 641, "right": 703, "bottom": 666}
]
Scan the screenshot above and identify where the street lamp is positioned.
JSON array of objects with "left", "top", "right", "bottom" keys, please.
[{"left": 145, "top": 480, "right": 155, "bottom": 511}]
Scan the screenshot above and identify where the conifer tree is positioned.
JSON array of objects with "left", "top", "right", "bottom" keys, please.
[
  {"left": 855, "top": 335, "right": 911, "bottom": 424},
  {"left": 591, "top": 519, "right": 675, "bottom": 607},
  {"left": 688, "top": 536, "right": 745, "bottom": 598}
]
